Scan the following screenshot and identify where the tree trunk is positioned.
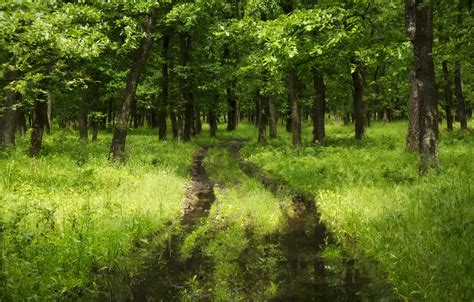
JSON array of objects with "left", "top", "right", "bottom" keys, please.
[
  {"left": 158, "top": 34, "right": 170, "bottom": 140},
  {"left": 209, "top": 96, "right": 218, "bottom": 137},
  {"left": 406, "top": 69, "right": 420, "bottom": 152},
  {"left": 454, "top": 62, "right": 468, "bottom": 131},
  {"left": 268, "top": 99, "right": 277, "bottom": 139},
  {"left": 312, "top": 68, "right": 326, "bottom": 145},
  {"left": 411, "top": 0, "right": 439, "bottom": 173},
  {"left": 179, "top": 32, "right": 193, "bottom": 142},
  {"left": 442, "top": 61, "right": 454, "bottom": 132},
  {"left": 170, "top": 111, "right": 179, "bottom": 140},
  {"left": 78, "top": 104, "right": 88, "bottom": 141},
  {"left": 16, "top": 109, "right": 26, "bottom": 137},
  {"left": 351, "top": 62, "right": 365, "bottom": 140},
  {"left": 258, "top": 95, "right": 268, "bottom": 144},
  {"left": 30, "top": 87, "right": 49, "bottom": 157},
  {"left": 194, "top": 105, "right": 202, "bottom": 135},
  {"left": 1, "top": 69, "right": 20, "bottom": 146},
  {"left": 287, "top": 70, "right": 302, "bottom": 147},
  {"left": 227, "top": 85, "right": 238, "bottom": 131},
  {"left": 109, "top": 8, "right": 157, "bottom": 161}
]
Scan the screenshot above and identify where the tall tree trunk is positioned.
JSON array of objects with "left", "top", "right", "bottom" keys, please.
[
  {"left": 442, "top": 61, "right": 454, "bottom": 132},
  {"left": 16, "top": 108, "right": 26, "bottom": 137},
  {"left": 179, "top": 32, "right": 193, "bottom": 142},
  {"left": 411, "top": 0, "right": 439, "bottom": 173},
  {"left": 312, "top": 68, "right": 326, "bottom": 145},
  {"left": 454, "top": 62, "right": 468, "bottom": 131},
  {"left": 406, "top": 69, "right": 420, "bottom": 152},
  {"left": 194, "top": 105, "right": 202, "bottom": 135},
  {"left": 158, "top": 34, "right": 170, "bottom": 140},
  {"left": 109, "top": 8, "right": 157, "bottom": 161},
  {"left": 209, "top": 95, "right": 218, "bottom": 137},
  {"left": 170, "top": 111, "right": 179, "bottom": 139},
  {"left": 287, "top": 70, "right": 302, "bottom": 147},
  {"left": 78, "top": 104, "right": 88, "bottom": 141},
  {"left": 258, "top": 95, "right": 268, "bottom": 144},
  {"left": 30, "top": 87, "right": 49, "bottom": 157},
  {"left": 1, "top": 69, "right": 20, "bottom": 146},
  {"left": 268, "top": 99, "right": 277, "bottom": 139},
  {"left": 351, "top": 62, "right": 365, "bottom": 140}
]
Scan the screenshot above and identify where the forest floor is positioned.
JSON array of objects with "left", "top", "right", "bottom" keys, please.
[{"left": 1, "top": 121, "right": 473, "bottom": 301}]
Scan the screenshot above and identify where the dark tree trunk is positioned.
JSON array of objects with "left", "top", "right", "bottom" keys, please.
[
  {"left": 158, "top": 34, "right": 170, "bottom": 140},
  {"left": 406, "top": 69, "right": 419, "bottom": 152},
  {"left": 78, "top": 104, "right": 88, "bottom": 141},
  {"left": 16, "top": 109, "right": 26, "bottom": 137},
  {"left": 351, "top": 62, "right": 365, "bottom": 140},
  {"left": 1, "top": 69, "right": 20, "bottom": 146},
  {"left": 454, "top": 62, "right": 468, "bottom": 131},
  {"left": 179, "top": 32, "right": 193, "bottom": 142},
  {"left": 410, "top": 0, "right": 439, "bottom": 173},
  {"left": 285, "top": 104, "right": 292, "bottom": 132},
  {"left": 194, "top": 105, "right": 202, "bottom": 135},
  {"left": 268, "top": 99, "right": 277, "bottom": 139},
  {"left": 258, "top": 95, "right": 268, "bottom": 144},
  {"left": 442, "top": 61, "right": 454, "bottom": 132},
  {"left": 255, "top": 97, "right": 260, "bottom": 126},
  {"left": 312, "top": 68, "right": 326, "bottom": 145},
  {"left": 209, "top": 96, "right": 218, "bottom": 137},
  {"left": 30, "top": 88, "right": 49, "bottom": 157},
  {"left": 170, "top": 111, "right": 179, "bottom": 139},
  {"left": 177, "top": 112, "right": 184, "bottom": 140},
  {"left": 227, "top": 85, "right": 238, "bottom": 131},
  {"left": 109, "top": 8, "right": 157, "bottom": 161},
  {"left": 287, "top": 70, "right": 302, "bottom": 147}
]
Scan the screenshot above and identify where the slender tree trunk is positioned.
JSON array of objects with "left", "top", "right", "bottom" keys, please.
[
  {"left": 109, "top": 8, "right": 157, "bottom": 161},
  {"left": 177, "top": 112, "right": 184, "bottom": 140},
  {"left": 454, "top": 62, "right": 468, "bottom": 131},
  {"left": 258, "top": 95, "right": 268, "bottom": 144},
  {"left": 46, "top": 94, "right": 52, "bottom": 134},
  {"left": 312, "top": 68, "right": 326, "bottom": 145},
  {"left": 285, "top": 104, "right": 292, "bottom": 132},
  {"left": 287, "top": 70, "right": 302, "bottom": 147},
  {"left": 16, "top": 109, "right": 26, "bottom": 137},
  {"left": 411, "top": 0, "right": 439, "bottom": 173},
  {"left": 406, "top": 69, "right": 420, "bottom": 151},
  {"left": 442, "top": 61, "right": 454, "bottom": 132},
  {"left": 227, "top": 84, "right": 238, "bottom": 131},
  {"left": 1, "top": 69, "right": 20, "bottom": 146},
  {"left": 268, "top": 99, "right": 277, "bottom": 139},
  {"left": 179, "top": 32, "right": 193, "bottom": 142},
  {"left": 351, "top": 62, "right": 365, "bottom": 140},
  {"left": 170, "top": 111, "right": 179, "bottom": 139},
  {"left": 30, "top": 87, "right": 49, "bottom": 157},
  {"left": 158, "top": 34, "right": 170, "bottom": 140},
  {"left": 194, "top": 105, "right": 202, "bottom": 135},
  {"left": 78, "top": 104, "right": 88, "bottom": 141},
  {"left": 209, "top": 95, "right": 218, "bottom": 137}
]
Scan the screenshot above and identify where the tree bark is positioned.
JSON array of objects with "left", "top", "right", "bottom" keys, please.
[
  {"left": 170, "top": 111, "right": 179, "bottom": 139},
  {"left": 287, "top": 70, "right": 301, "bottom": 147},
  {"left": 16, "top": 108, "right": 26, "bottom": 137},
  {"left": 312, "top": 68, "right": 326, "bottom": 145},
  {"left": 78, "top": 104, "right": 88, "bottom": 141},
  {"left": 351, "top": 62, "right": 365, "bottom": 140},
  {"left": 268, "top": 98, "right": 277, "bottom": 139},
  {"left": 258, "top": 95, "right": 268, "bottom": 144},
  {"left": 412, "top": 0, "right": 439, "bottom": 173},
  {"left": 406, "top": 68, "right": 420, "bottom": 152},
  {"left": 179, "top": 32, "right": 193, "bottom": 142},
  {"left": 1, "top": 69, "right": 20, "bottom": 146},
  {"left": 442, "top": 61, "right": 454, "bottom": 132},
  {"left": 30, "top": 86, "right": 49, "bottom": 157},
  {"left": 454, "top": 62, "right": 468, "bottom": 131},
  {"left": 194, "top": 105, "right": 202, "bottom": 135},
  {"left": 158, "top": 34, "right": 170, "bottom": 140},
  {"left": 109, "top": 8, "right": 157, "bottom": 161},
  {"left": 209, "top": 95, "right": 218, "bottom": 137}
]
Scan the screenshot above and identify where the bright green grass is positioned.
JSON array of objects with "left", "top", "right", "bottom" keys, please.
[
  {"left": 240, "top": 120, "right": 474, "bottom": 301},
  {"left": 178, "top": 147, "right": 287, "bottom": 301},
  {"left": 0, "top": 128, "right": 195, "bottom": 300}
]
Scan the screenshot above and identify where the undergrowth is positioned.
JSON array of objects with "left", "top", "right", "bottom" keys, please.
[{"left": 0, "top": 128, "right": 194, "bottom": 300}]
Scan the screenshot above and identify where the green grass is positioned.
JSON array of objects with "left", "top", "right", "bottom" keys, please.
[
  {"left": 0, "top": 128, "right": 195, "bottom": 300},
  {"left": 240, "top": 120, "right": 474, "bottom": 301}
]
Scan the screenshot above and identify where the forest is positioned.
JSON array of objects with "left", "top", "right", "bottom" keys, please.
[{"left": 0, "top": 0, "right": 473, "bottom": 301}]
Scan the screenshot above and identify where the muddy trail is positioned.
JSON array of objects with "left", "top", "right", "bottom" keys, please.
[
  {"left": 124, "top": 140, "right": 394, "bottom": 301},
  {"left": 131, "top": 148, "right": 216, "bottom": 301}
]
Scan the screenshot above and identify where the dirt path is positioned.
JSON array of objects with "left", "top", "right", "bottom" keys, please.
[{"left": 132, "top": 147, "right": 215, "bottom": 301}]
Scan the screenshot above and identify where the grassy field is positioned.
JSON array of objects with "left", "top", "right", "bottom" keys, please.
[
  {"left": 0, "top": 129, "right": 195, "bottom": 300},
  {"left": 1, "top": 121, "right": 473, "bottom": 301},
  {"left": 240, "top": 120, "right": 474, "bottom": 301}
]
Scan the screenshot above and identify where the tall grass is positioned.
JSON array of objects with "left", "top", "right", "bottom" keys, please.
[
  {"left": 241, "top": 120, "right": 474, "bottom": 301},
  {"left": 0, "top": 128, "right": 194, "bottom": 300}
]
